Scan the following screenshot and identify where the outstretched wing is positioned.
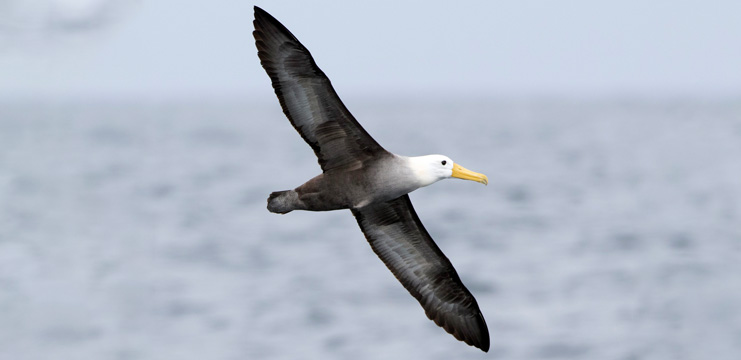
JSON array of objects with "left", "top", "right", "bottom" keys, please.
[
  {"left": 253, "top": 6, "right": 389, "bottom": 172},
  {"left": 352, "top": 195, "right": 490, "bottom": 352}
]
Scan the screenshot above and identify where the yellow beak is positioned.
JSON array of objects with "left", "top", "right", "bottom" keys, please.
[{"left": 451, "top": 163, "right": 488, "bottom": 185}]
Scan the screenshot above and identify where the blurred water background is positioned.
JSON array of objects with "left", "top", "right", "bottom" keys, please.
[{"left": 0, "top": 98, "right": 740, "bottom": 360}]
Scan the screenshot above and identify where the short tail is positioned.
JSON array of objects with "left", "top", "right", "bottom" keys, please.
[{"left": 267, "top": 190, "right": 299, "bottom": 214}]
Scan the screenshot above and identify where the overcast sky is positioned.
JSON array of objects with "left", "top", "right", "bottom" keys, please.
[{"left": 1, "top": 0, "right": 740, "bottom": 101}]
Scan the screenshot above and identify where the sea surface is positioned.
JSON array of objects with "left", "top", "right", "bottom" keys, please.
[{"left": 0, "top": 99, "right": 740, "bottom": 360}]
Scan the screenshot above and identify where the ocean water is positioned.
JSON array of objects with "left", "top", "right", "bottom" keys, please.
[{"left": 0, "top": 99, "right": 740, "bottom": 360}]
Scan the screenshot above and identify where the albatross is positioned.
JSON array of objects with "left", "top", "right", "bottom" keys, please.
[{"left": 253, "top": 6, "right": 490, "bottom": 352}]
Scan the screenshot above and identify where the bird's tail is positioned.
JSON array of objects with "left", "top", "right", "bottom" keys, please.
[{"left": 267, "top": 190, "right": 299, "bottom": 214}]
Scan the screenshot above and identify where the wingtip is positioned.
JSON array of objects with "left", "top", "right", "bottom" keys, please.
[
  {"left": 445, "top": 304, "right": 490, "bottom": 352},
  {"left": 479, "top": 313, "right": 491, "bottom": 352},
  {"left": 479, "top": 335, "right": 490, "bottom": 352},
  {"left": 467, "top": 323, "right": 490, "bottom": 352},
  {"left": 253, "top": 6, "right": 270, "bottom": 21},
  {"left": 467, "top": 334, "right": 489, "bottom": 352},
  {"left": 474, "top": 312, "right": 491, "bottom": 352}
]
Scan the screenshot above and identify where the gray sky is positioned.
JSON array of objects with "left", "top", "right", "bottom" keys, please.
[{"left": 1, "top": 0, "right": 740, "bottom": 101}]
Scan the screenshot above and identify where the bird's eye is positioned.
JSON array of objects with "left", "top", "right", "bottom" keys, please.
[{"left": 441, "top": 160, "right": 447, "bottom": 166}]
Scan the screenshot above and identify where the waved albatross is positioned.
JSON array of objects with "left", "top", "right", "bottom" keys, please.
[{"left": 254, "top": 6, "right": 490, "bottom": 352}]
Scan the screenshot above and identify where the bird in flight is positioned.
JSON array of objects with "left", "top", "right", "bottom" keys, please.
[{"left": 253, "top": 6, "right": 490, "bottom": 352}]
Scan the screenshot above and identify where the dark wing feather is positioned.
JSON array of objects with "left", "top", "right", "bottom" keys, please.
[
  {"left": 352, "top": 195, "right": 490, "bottom": 352},
  {"left": 253, "top": 6, "right": 388, "bottom": 172}
]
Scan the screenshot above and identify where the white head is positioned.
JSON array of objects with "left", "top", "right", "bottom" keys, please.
[{"left": 407, "top": 155, "right": 488, "bottom": 188}]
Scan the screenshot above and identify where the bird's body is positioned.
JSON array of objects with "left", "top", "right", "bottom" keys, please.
[
  {"left": 269, "top": 154, "right": 444, "bottom": 213},
  {"left": 254, "top": 6, "right": 490, "bottom": 352}
]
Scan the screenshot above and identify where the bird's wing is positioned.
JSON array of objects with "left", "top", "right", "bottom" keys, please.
[
  {"left": 253, "top": 7, "right": 389, "bottom": 172},
  {"left": 351, "top": 195, "right": 490, "bottom": 352}
]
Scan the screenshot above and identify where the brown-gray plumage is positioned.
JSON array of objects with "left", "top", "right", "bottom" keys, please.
[
  {"left": 253, "top": 6, "right": 490, "bottom": 352},
  {"left": 353, "top": 195, "right": 489, "bottom": 350}
]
